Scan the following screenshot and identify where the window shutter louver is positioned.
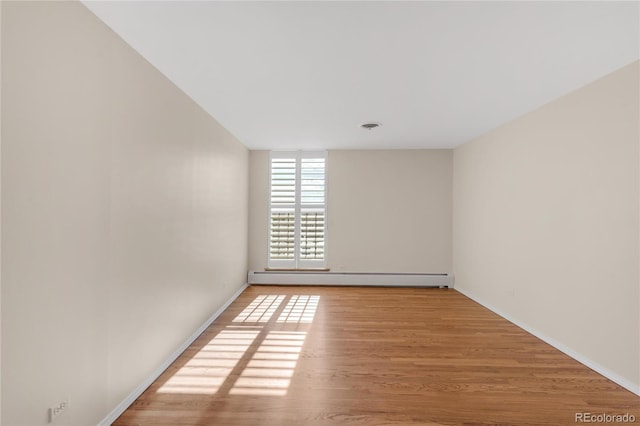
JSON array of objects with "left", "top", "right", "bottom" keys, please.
[{"left": 270, "top": 158, "right": 296, "bottom": 206}]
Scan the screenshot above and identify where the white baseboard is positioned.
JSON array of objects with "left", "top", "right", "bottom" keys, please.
[
  {"left": 248, "top": 271, "right": 454, "bottom": 287},
  {"left": 455, "top": 286, "right": 640, "bottom": 397},
  {"left": 98, "top": 283, "right": 248, "bottom": 426}
]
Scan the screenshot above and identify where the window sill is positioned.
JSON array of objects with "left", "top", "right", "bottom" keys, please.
[{"left": 264, "top": 268, "right": 331, "bottom": 272}]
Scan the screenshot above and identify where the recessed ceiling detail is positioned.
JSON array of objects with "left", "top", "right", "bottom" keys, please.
[{"left": 82, "top": 1, "right": 639, "bottom": 150}]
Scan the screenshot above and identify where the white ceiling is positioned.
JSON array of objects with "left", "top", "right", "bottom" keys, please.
[{"left": 83, "top": 1, "right": 639, "bottom": 150}]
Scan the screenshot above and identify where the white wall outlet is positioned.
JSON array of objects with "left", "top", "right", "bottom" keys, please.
[{"left": 49, "top": 397, "right": 70, "bottom": 423}]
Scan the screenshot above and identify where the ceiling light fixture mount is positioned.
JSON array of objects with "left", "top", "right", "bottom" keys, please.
[{"left": 360, "top": 122, "right": 381, "bottom": 130}]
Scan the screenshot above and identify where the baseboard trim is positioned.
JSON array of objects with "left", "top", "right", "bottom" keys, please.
[
  {"left": 455, "top": 286, "right": 640, "bottom": 397},
  {"left": 98, "top": 283, "right": 249, "bottom": 426},
  {"left": 248, "top": 270, "right": 454, "bottom": 288}
]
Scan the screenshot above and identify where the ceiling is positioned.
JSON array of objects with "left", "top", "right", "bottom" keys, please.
[{"left": 83, "top": 1, "right": 639, "bottom": 150}]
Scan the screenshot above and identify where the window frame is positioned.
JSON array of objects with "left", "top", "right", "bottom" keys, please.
[{"left": 268, "top": 150, "right": 327, "bottom": 269}]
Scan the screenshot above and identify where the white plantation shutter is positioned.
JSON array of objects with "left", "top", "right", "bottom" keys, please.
[
  {"left": 269, "top": 152, "right": 327, "bottom": 269},
  {"left": 269, "top": 158, "right": 296, "bottom": 264},
  {"left": 299, "top": 158, "right": 325, "bottom": 265}
]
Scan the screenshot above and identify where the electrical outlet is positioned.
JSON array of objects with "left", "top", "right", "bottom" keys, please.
[{"left": 49, "top": 397, "right": 70, "bottom": 423}]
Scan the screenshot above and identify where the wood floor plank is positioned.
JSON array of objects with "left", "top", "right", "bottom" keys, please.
[{"left": 113, "top": 286, "right": 640, "bottom": 425}]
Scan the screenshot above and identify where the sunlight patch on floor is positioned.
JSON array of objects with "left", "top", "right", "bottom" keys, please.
[
  {"left": 277, "top": 295, "right": 320, "bottom": 323},
  {"left": 157, "top": 328, "right": 261, "bottom": 394},
  {"left": 229, "top": 331, "right": 307, "bottom": 396},
  {"left": 233, "top": 295, "right": 286, "bottom": 323},
  {"left": 156, "top": 294, "right": 320, "bottom": 397}
]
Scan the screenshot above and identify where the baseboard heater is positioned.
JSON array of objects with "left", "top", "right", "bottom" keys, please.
[{"left": 248, "top": 271, "right": 454, "bottom": 288}]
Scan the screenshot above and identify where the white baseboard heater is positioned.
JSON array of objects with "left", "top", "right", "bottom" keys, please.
[{"left": 248, "top": 271, "right": 454, "bottom": 288}]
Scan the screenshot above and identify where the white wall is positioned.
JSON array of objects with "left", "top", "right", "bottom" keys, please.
[
  {"left": 1, "top": 2, "right": 248, "bottom": 425},
  {"left": 249, "top": 149, "right": 452, "bottom": 273},
  {"left": 453, "top": 61, "right": 640, "bottom": 393}
]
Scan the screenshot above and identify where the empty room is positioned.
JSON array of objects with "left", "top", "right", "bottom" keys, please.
[{"left": 1, "top": 1, "right": 639, "bottom": 425}]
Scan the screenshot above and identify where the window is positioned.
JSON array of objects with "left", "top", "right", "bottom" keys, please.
[{"left": 269, "top": 151, "right": 326, "bottom": 269}]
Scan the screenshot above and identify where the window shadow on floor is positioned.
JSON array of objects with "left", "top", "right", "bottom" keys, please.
[{"left": 156, "top": 294, "right": 320, "bottom": 397}]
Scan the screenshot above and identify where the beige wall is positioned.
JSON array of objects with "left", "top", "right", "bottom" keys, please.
[
  {"left": 1, "top": 2, "right": 248, "bottom": 425},
  {"left": 249, "top": 149, "right": 453, "bottom": 273},
  {"left": 248, "top": 150, "right": 270, "bottom": 272},
  {"left": 453, "top": 61, "right": 640, "bottom": 393},
  {"left": 328, "top": 150, "right": 452, "bottom": 272}
]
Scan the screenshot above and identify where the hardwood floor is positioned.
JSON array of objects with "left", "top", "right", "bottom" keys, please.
[{"left": 114, "top": 286, "right": 640, "bottom": 425}]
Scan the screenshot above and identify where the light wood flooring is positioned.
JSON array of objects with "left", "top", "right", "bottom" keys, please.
[{"left": 114, "top": 286, "right": 640, "bottom": 425}]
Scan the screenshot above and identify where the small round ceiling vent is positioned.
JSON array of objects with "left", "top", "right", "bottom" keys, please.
[{"left": 360, "top": 122, "right": 381, "bottom": 130}]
